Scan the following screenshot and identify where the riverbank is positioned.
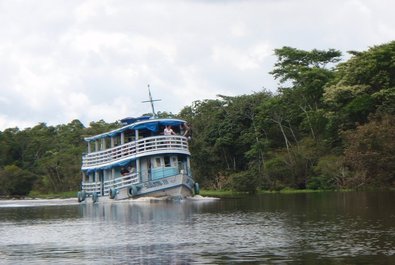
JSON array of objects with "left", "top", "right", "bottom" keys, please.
[
  {"left": 27, "top": 191, "right": 78, "bottom": 199},
  {"left": 3, "top": 187, "right": 391, "bottom": 200}
]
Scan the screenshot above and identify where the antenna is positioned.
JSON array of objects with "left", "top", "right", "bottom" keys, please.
[{"left": 142, "top": 84, "right": 161, "bottom": 118}]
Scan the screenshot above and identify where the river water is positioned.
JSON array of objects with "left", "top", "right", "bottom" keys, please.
[{"left": 0, "top": 191, "right": 394, "bottom": 264}]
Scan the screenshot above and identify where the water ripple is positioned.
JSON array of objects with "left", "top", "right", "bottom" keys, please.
[{"left": 1, "top": 192, "right": 395, "bottom": 264}]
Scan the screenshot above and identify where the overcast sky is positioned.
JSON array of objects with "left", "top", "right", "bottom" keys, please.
[{"left": 0, "top": 0, "right": 393, "bottom": 130}]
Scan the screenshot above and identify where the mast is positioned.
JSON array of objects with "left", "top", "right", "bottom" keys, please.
[{"left": 142, "top": 84, "right": 161, "bottom": 118}]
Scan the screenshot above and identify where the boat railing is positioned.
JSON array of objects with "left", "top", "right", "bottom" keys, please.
[
  {"left": 82, "top": 135, "right": 189, "bottom": 169},
  {"left": 102, "top": 173, "right": 139, "bottom": 195},
  {"left": 81, "top": 181, "right": 101, "bottom": 194}
]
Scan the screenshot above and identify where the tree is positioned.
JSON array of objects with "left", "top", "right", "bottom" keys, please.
[
  {"left": 0, "top": 128, "right": 22, "bottom": 167},
  {"left": 271, "top": 46, "right": 341, "bottom": 110},
  {"left": 343, "top": 114, "right": 395, "bottom": 188},
  {"left": 310, "top": 155, "right": 348, "bottom": 189},
  {"left": 324, "top": 41, "right": 395, "bottom": 130},
  {"left": 180, "top": 92, "right": 272, "bottom": 191},
  {"left": 269, "top": 47, "right": 341, "bottom": 146},
  {"left": 180, "top": 99, "right": 228, "bottom": 188},
  {"left": 332, "top": 42, "right": 395, "bottom": 92},
  {"left": 0, "top": 165, "right": 36, "bottom": 196}
]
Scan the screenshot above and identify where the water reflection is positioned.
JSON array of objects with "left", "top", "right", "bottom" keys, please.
[
  {"left": 0, "top": 192, "right": 395, "bottom": 264},
  {"left": 79, "top": 199, "right": 196, "bottom": 225}
]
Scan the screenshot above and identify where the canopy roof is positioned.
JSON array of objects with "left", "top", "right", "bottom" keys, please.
[
  {"left": 84, "top": 118, "right": 186, "bottom": 142},
  {"left": 120, "top": 115, "right": 151, "bottom": 125}
]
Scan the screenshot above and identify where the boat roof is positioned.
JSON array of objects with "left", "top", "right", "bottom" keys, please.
[{"left": 84, "top": 117, "right": 186, "bottom": 142}]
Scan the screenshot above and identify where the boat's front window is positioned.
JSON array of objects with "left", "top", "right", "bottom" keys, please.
[
  {"left": 164, "top": 156, "right": 171, "bottom": 167},
  {"left": 124, "top": 129, "right": 135, "bottom": 143},
  {"left": 155, "top": 157, "right": 161, "bottom": 167}
]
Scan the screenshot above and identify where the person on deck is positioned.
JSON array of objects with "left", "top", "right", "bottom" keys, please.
[
  {"left": 182, "top": 123, "right": 191, "bottom": 137},
  {"left": 164, "top": 125, "right": 176, "bottom": 136},
  {"left": 182, "top": 122, "right": 192, "bottom": 141},
  {"left": 120, "top": 167, "right": 129, "bottom": 176}
]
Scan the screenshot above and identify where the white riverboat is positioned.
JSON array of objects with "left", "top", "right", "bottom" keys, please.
[{"left": 77, "top": 93, "right": 198, "bottom": 203}]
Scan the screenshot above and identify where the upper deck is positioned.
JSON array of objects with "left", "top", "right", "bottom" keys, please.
[
  {"left": 81, "top": 135, "right": 190, "bottom": 171},
  {"left": 81, "top": 117, "right": 190, "bottom": 171}
]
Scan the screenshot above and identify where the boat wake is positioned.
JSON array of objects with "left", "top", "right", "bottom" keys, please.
[
  {"left": 0, "top": 195, "right": 219, "bottom": 208},
  {"left": 0, "top": 198, "right": 78, "bottom": 208},
  {"left": 186, "top": 195, "right": 220, "bottom": 201},
  {"left": 101, "top": 195, "right": 219, "bottom": 204}
]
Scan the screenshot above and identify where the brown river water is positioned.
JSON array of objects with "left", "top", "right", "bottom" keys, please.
[{"left": 0, "top": 191, "right": 394, "bottom": 264}]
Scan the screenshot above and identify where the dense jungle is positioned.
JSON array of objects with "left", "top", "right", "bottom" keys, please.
[{"left": 1, "top": 41, "right": 394, "bottom": 196}]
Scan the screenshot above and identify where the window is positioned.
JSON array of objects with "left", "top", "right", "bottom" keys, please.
[
  {"left": 155, "top": 157, "right": 161, "bottom": 167},
  {"left": 164, "top": 156, "right": 171, "bottom": 167}
]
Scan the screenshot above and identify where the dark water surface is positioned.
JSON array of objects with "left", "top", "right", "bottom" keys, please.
[{"left": 0, "top": 192, "right": 394, "bottom": 264}]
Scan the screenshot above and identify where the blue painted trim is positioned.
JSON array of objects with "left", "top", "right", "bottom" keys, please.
[
  {"left": 151, "top": 167, "right": 178, "bottom": 180},
  {"left": 82, "top": 152, "right": 191, "bottom": 172},
  {"left": 84, "top": 118, "right": 186, "bottom": 142}
]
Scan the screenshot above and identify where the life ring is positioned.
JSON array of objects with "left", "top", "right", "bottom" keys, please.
[
  {"left": 109, "top": 188, "right": 117, "bottom": 199},
  {"left": 77, "top": 190, "right": 86, "bottom": 202},
  {"left": 194, "top": 182, "right": 200, "bottom": 195},
  {"left": 77, "top": 191, "right": 83, "bottom": 202},
  {"left": 92, "top": 192, "right": 98, "bottom": 203},
  {"left": 128, "top": 185, "right": 138, "bottom": 198}
]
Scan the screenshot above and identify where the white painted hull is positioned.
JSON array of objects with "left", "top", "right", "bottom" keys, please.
[{"left": 109, "top": 174, "right": 194, "bottom": 201}]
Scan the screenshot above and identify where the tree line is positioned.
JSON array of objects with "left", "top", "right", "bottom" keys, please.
[{"left": 1, "top": 41, "right": 394, "bottom": 196}]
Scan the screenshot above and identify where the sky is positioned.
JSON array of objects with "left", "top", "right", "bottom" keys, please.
[{"left": 0, "top": 0, "right": 394, "bottom": 131}]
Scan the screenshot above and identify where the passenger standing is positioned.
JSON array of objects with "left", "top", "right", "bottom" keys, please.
[
  {"left": 182, "top": 123, "right": 190, "bottom": 137},
  {"left": 182, "top": 123, "right": 192, "bottom": 141},
  {"left": 164, "top": 125, "right": 176, "bottom": 136},
  {"left": 120, "top": 167, "right": 129, "bottom": 176}
]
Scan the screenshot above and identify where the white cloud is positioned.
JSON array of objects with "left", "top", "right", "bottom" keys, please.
[
  {"left": 0, "top": 0, "right": 394, "bottom": 130},
  {"left": 230, "top": 22, "right": 250, "bottom": 38}
]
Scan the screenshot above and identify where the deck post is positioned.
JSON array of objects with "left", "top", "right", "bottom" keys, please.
[
  {"left": 102, "top": 138, "right": 106, "bottom": 150},
  {"left": 135, "top": 129, "right": 141, "bottom": 182},
  {"left": 121, "top": 132, "right": 125, "bottom": 145},
  {"left": 187, "top": 157, "right": 191, "bottom": 176}
]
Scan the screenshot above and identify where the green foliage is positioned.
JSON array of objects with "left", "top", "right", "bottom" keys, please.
[
  {"left": 263, "top": 155, "right": 291, "bottom": 190},
  {"left": 85, "top": 119, "right": 119, "bottom": 136},
  {"left": 310, "top": 155, "right": 348, "bottom": 190},
  {"left": 298, "top": 109, "right": 329, "bottom": 140},
  {"left": 343, "top": 114, "right": 395, "bottom": 188},
  {"left": 0, "top": 165, "right": 36, "bottom": 196},
  {"left": 270, "top": 46, "right": 341, "bottom": 85},
  {"left": 181, "top": 41, "right": 395, "bottom": 191},
  {"left": 0, "top": 41, "right": 394, "bottom": 195},
  {"left": 230, "top": 170, "right": 260, "bottom": 194},
  {"left": 324, "top": 41, "right": 395, "bottom": 134},
  {"left": 28, "top": 190, "right": 78, "bottom": 199},
  {"left": 0, "top": 128, "right": 22, "bottom": 167},
  {"left": 373, "top": 87, "right": 395, "bottom": 114},
  {"left": 343, "top": 94, "right": 375, "bottom": 124},
  {"left": 333, "top": 41, "right": 395, "bottom": 91},
  {"left": 0, "top": 120, "right": 87, "bottom": 196}
]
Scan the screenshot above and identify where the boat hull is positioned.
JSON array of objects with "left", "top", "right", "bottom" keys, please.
[{"left": 111, "top": 174, "right": 194, "bottom": 200}]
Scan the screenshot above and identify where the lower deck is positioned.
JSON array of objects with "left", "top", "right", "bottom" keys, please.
[{"left": 81, "top": 153, "right": 192, "bottom": 198}]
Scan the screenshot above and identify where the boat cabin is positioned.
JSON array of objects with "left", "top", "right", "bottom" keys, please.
[{"left": 81, "top": 117, "right": 192, "bottom": 197}]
